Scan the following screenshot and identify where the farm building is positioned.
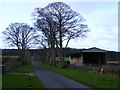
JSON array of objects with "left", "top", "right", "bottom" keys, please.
[
  {"left": 69, "top": 53, "right": 82, "bottom": 64},
  {"left": 82, "top": 47, "right": 107, "bottom": 65},
  {"left": 69, "top": 47, "right": 107, "bottom": 66}
]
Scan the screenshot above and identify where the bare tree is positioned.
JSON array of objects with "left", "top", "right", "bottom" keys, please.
[
  {"left": 33, "top": 2, "right": 89, "bottom": 68},
  {"left": 34, "top": 34, "right": 51, "bottom": 63},
  {"left": 33, "top": 7, "right": 58, "bottom": 65},
  {"left": 3, "top": 23, "right": 36, "bottom": 65}
]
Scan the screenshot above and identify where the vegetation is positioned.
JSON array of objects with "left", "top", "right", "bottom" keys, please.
[
  {"left": 1, "top": 1, "right": 119, "bottom": 88},
  {"left": 32, "top": 2, "right": 89, "bottom": 67},
  {"left": 2, "top": 49, "right": 119, "bottom": 63},
  {"left": 2, "top": 2, "right": 89, "bottom": 67},
  {"left": 0, "top": 75, "right": 2, "bottom": 89},
  {"left": 2, "top": 56, "right": 19, "bottom": 64},
  {"left": 2, "top": 56, "right": 19, "bottom": 63},
  {"left": 1, "top": 56, "right": 19, "bottom": 59},
  {"left": 2, "top": 74, "right": 45, "bottom": 88},
  {"left": 2, "top": 23, "right": 37, "bottom": 65},
  {"left": 8, "top": 63, "right": 34, "bottom": 73},
  {"left": 2, "top": 63, "right": 45, "bottom": 88},
  {"left": 41, "top": 63, "right": 119, "bottom": 89},
  {"left": 2, "top": 55, "right": 21, "bottom": 72},
  {"left": 107, "top": 61, "right": 119, "bottom": 65}
]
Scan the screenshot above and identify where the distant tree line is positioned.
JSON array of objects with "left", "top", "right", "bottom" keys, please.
[
  {"left": 2, "top": 49, "right": 119, "bottom": 62},
  {"left": 107, "top": 51, "right": 119, "bottom": 61},
  {"left": 2, "top": 49, "right": 19, "bottom": 56}
]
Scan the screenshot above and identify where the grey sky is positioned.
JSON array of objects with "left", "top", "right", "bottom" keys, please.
[{"left": 0, "top": 1, "right": 118, "bottom": 51}]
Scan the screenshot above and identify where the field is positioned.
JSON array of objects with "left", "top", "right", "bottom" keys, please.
[
  {"left": 0, "top": 74, "right": 1, "bottom": 90},
  {"left": 2, "top": 74, "right": 45, "bottom": 88},
  {"left": 2, "top": 56, "right": 24, "bottom": 72},
  {"left": 41, "top": 63, "right": 119, "bottom": 89},
  {"left": 107, "top": 61, "right": 119, "bottom": 65},
  {"left": 2, "top": 63, "right": 45, "bottom": 88},
  {"left": 1, "top": 56, "right": 19, "bottom": 59},
  {"left": 8, "top": 63, "right": 34, "bottom": 73},
  {"left": 2, "top": 56, "right": 45, "bottom": 88},
  {"left": 1, "top": 55, "right": 119, "bottom": 89},
  {"left": 1, "top": 56, "right": 19, "bottom": 62}
]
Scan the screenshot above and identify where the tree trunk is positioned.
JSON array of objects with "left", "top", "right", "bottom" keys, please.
[
  {"left": 46, "top": 48, "right": 50, "bottom": 63},
  {"left": 58, "top": 16, "right": 65, "bottom": 68},
  {"left": 24, "top": 50, "right": 31, "bottom": 63},
  {"left": 50, "top": 48, "right": 56, "bottom": 66},
  {"left": 59, "top": 48, "right": 65, "bottom": 68},
  {"left": 20, "top": 49, "right": 27, "bottom": 65},
  {"left": 18, "top": 49, "right": 25, "bottom": 65}
]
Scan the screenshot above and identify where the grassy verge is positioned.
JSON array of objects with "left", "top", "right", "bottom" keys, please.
[
  {"left": 8, "top": 63, "right": 34, "bottom": 73},
  {"left": 1, "top": 56, "right": 19, "bottom": 59},
  {"left": 0, "top": 74, "right": 2, "bottom": 90},
  {"left": 2, "top": 74, "right": 45, "bottom": 88},
  {"left": 2, "top": 55, "right": 22, "bottom": 72},
  {"left": 3, "top": 63, "right": 45, "bottom": 88},
  {"left": 41, "top": 63, "right": 119, "bottom": 89}
]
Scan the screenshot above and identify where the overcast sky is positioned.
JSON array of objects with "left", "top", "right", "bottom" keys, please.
[{"left": 0, "top": 0, "right": 119, "bottom": 51}]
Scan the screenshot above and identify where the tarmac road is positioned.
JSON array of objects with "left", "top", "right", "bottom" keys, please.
[{"left": 32, "top": 60, "right": 93, "bottom": 89}]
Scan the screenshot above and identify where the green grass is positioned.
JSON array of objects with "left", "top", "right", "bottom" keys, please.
[
  {"left": 107, "top": 61, "right": 119, "bottom": 64},
  {"left": 2, "top": 74, "right": 45, "bottom": 88},
  {"left": 3, "top": 63, "right": 45, "bottom": 88},
  {"left": 1, "top": 56, "right": 19, "bottom": 59},
  {"left": 41, "top": 63, "right": 119, "bottom": 89},
  {"left": 8, "top": 63, "right": 34, "bottom": 73},
  {"left": 0, "top": 74, "right": 2, "bottom": 90},
  {"left": 4, "top": 56, "right": 19, "bottom": 58},
  {"left": 1, "top": 56, "right": 19, "bottom": 64}
]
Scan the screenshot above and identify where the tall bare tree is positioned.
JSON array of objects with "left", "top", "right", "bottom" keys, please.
[
  {"left": 33, "top": 2, "right": 89, "bottom": 68},
  {"left": 33, "top": 7, "right": 58, "bottom": 65},
  {"left": 3, "top": 23, "right": 36, "bottom": 65}
]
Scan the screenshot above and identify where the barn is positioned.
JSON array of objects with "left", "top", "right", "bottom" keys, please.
[
  {"left": 69, "top": 47, "right": 107, "bottom": 66},
  {"left": 82, "top": 47, "right": 107, "bottom": 65},
  {"left": 69, "top": 52, "right": 83, "bottom": 64}
]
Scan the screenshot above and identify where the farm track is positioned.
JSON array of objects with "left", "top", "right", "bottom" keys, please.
[{"left": 32, "top": 60, "right": 93, "bottom": 89}]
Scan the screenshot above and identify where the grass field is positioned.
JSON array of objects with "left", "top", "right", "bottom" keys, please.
[
  {"left": 0, "top": 74, "right": 2, "bottom": 90},
  {"left": 41, "top": 63, "right": 119, "bottom": 89},
  {"left": 2, "top": 56, "right": 20, "bottom": 66},
  {"left": 1, "top": 56, "right": 19, "bottom": 61},
  {"left": 2, "top": 74, "right": 45, "bottom": 88},
  {"left": 1, "top": 56, "right": 19, "bottom": 58},
  {"left": 2, "top": 63, "right": 45, "bottom": 88},
  {"left": 8, "top": 63, "right": 34, "bottom": 73},
  {"left": 107, "top": 61, "right": 119, "bottom": 64}
]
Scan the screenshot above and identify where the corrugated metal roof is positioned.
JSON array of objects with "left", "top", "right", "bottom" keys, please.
[{"left": 82, "top": 47, "right": 106, "bottom": 52}]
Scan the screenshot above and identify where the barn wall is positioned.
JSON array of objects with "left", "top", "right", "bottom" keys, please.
[{"left": 69, "top": 57, "right": 82, "bottom": 64}]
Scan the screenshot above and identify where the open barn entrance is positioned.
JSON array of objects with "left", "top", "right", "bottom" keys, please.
[
  {"left": 83, "top": 52, "right": 106, "bottom": 65},
  {"left": 82, "top": 47, "right": 107, "bottom": 65}
]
